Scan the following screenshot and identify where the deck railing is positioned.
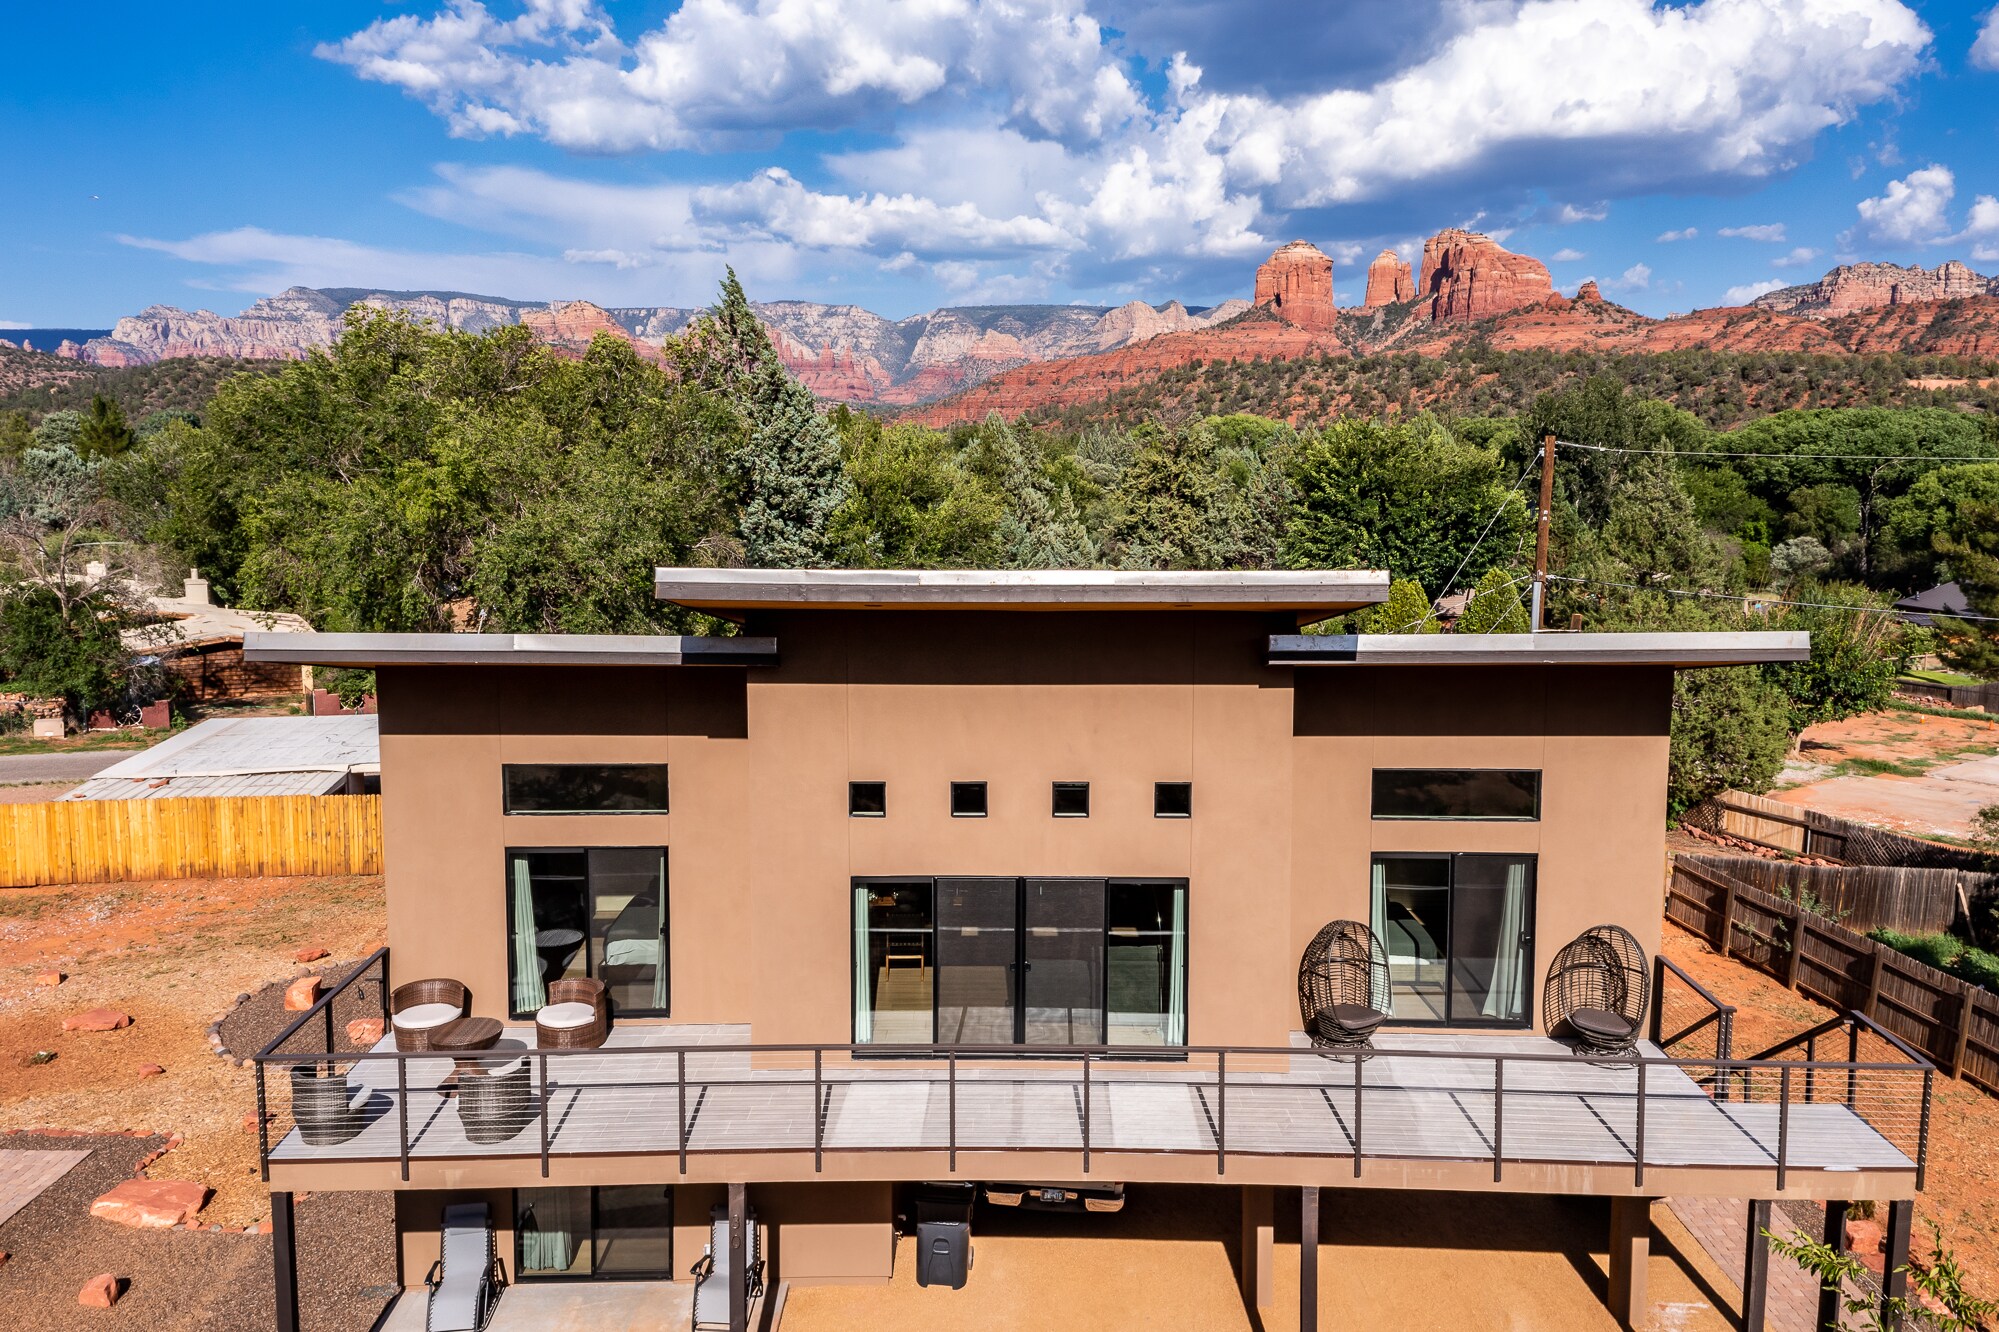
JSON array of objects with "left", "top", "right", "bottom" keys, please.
[{"left": 256, "top": 949, "right": 1933, "bottom": 1192}]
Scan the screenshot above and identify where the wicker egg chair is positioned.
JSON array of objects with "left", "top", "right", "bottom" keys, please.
[
  {"left": 1298, "top": 919, "right": 1391, "bottom": 1051},
  {"left": 1542, "top": 923, "right": 1649, "bottom": 1057}
]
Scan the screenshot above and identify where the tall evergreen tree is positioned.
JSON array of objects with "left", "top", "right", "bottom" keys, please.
[{"left": 76, "top": 395, "right": 136, "bottom": 458}]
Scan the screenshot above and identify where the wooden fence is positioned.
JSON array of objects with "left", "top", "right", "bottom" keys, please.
[
  {"left": 1676, "top": 853, "right": 1993, "bottom": 935},
  {"left": 1899, "top": 680, "right": 1999, "bottom": 713},
  {"left": 1683, "top": 790, "right": 1998, "bottom": 873},
  {"left": 0, "top": 795, "right": 383, "bottom": 888},
  {"left": 1667, "top": 856, "right": 1999, "bottom": 1094}
]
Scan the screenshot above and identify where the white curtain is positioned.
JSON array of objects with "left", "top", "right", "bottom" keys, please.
[
  {"left": 510, "top": 857, "right": 545, "bottom": 1015},
  {"left": 518, "top": 1187, "right": 587, "bottom": 1274},
  {"left": 1368, "top": 862, "right": 1391, "bottom": 1012},
  {"left": 852, "top": 885, "right": 874, "bottom": 1043},
  {"left": 651, "top": 853, "right": 670, "bottom": 1010},
  {"left": 1166, "top": 887, "right": 1187, "bottom": 1045},
  {"left": 1482, "top": 861, "right": 1530, "bottom": 1020}
]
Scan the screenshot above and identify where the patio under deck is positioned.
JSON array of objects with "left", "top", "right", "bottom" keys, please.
[
  {"left": 263, "top": 1025, "right": 1922, "bottom": 1198},
  {"left": 377, "top": 1279, "right": 697, "bottom": 1332}
]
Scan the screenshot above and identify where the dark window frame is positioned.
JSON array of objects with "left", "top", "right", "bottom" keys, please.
[
  {"left": 512, "top": 1185, "right": 674, "bottom": 1282},
  {"left": 849, "top": 780, "right": 887, "bottom": 818},
  {"left": 505, "top": 846, "right": 670, "bottom": 1021},
  {"left": 1370, "top": 768, "right": 1541, "bottom": 822},
  {"left": 949, "top": 781, "right": 988, "bottom": 818},
  {"left": 1153, "top": 781, "right": 1193, "bottom": 819},
  {"left": 1371, "top": 851, "right": 1536, "bottom": 1030},
  {"left": 502, "top": 763, "right": 671, "bottom": 816},
  {"left": 1051, "top": 781, "right": 1090, "bottom": 818}
]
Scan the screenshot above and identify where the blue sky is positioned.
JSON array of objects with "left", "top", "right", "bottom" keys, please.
[{"left": 4, "top": 0, "right": 1998, "bottom": 326}]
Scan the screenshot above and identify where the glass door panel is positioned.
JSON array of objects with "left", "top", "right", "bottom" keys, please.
[
  {"left": 593, "top": 1185, "right": 672, "bottom": 1277},
  {"left": 589, "top": 848, "right": 668, "bottom": 1015},
  {"left": 508, "top": 851, "right": 590, "bottom": 1017},
  {"left": 1449, "top": 855, "right": 1535, "bottom": 1023},
  {"left": 1023, "top": 879, "right": 1104, "bottom": 1044},
  {"left": 1106, "top": 881, "right": 1185, "bottom": 1046},
  {"left": 936, "top": 877, "right": 1017, "bottom": 1045},
  {"left": 856, "top": 881, "right": 933, "bottom": 1043},
  {"left": 517, "top": 1187, "right": 593, "bottom": 1278},
  {"left": 1374, "top": 857, "right": 1451, "bottom": 1021}
]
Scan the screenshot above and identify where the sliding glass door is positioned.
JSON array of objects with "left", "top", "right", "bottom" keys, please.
[
  {"left": 1371, "top": 853, "right": 1534, "bottom": 1026},
  {"left": 852, "top": 877, "right": 1187, "bottom": 1048},
  {"left": 516, "top": 1186, "right": 672, "bottom": 1280},
  {"left": 507, "top": 848, "right": 668, "bottom": 1019}
]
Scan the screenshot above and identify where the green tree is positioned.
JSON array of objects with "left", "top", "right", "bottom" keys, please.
[
  {"left": 827, "top": 420, "right": 1002, "bottom": 567},
  {"left": 1668, "top": 663, "right": 1793, "bottom": 812},
  {"left": 1354, "top": 578, "right": 1441, "bottom": 634},
  {"left": 0, "top": 586, "right": 131, "bottom": 712},
  {"left": 1765, "top": 581, "right": 1912, "bottom": 726},
  {"left": 1887, "top": 462, "right": 1999, "bottom": 675},
  {"left": 1456, "top": 567, "right": 1530, "bottom": 634},
  {"left": 75, "top": 395, "right": 135, "bottom": 458},
  {"left": 1768, "top": 1222, "right": 1995, "bottom": 1332},
  {"left": 30, "top": 409, "right": 82, "bottom": 454},
  {"left": 1105, "top": 421, "right": 1282, "bottom": 569}
]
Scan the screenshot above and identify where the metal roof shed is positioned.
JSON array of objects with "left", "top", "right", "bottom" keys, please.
[{"left": 64, "top": 715, "right": 380, "bottom": 800}]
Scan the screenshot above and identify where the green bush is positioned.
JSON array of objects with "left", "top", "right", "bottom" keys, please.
[{"left": 1870, "top": 928, "right": 1999, "bottom": 992}]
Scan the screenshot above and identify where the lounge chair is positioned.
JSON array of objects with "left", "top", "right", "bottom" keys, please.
[
  {"left": 392, "top": 978, "right": 469, "bottom": 1053},
  {"left": 1544, "top": 924, "right": 1649, "bottom": 1057},
  {"left": 289, "top": 1064, "right": 364, "bottom": 1146},
  {"left": 690, "top": 1202, "right": 764, "bottom": 1331},
  {"left": 424, "top": 1202, "right": 504, "bottom": 1331},
  {"left": 535, "top": 977, "right": 609, "bottom": 1050},
  {"left": 1298, "top": 919, "right": 1392, "bottom": 1050}
]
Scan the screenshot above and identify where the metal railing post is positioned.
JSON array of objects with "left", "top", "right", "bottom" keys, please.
[
  {"left": 1776, "top": 1064, "right": 1791, "bottom": 1193},
  {"left": 1916, "top": 1067, "right": 1933, "bottom": 1192},
  {"left": 256, "top": 1062, "right": 270, "bottom": 1182},
  {"left": 396, "top": 1055, "right": 409, "bottom": 1183},
  {"left": 677, "top": 1049, "right": 688, "bottom": 1176},
  {"left": 1216, "top": 1051, "right": 1227, "bottom": 1176},
  {"left": 1805, "top": 1035, "right": 1817, "bottom": 1103},
  {"left": 813, "top": 1049, "right": 824, "bottom": 1173},
  {"left": 948, "top": 1051, "right": 957, "bottom": 1173},
  {"left": 1352, "top": 1053, "right": 1364, "bottom": 1180},
  {"left": 323, "top": 1001, "right": 335, "bottom": 1059},
  {"left": 1492, "top": 1057, "right": 1505, "bottom": 1183},
  {"left": 1081, "top": 1053, "right": 1092, "bottom": 1174},
  {"left": 538, "top": 1053, "right": 551, "bottom": 1179},
  {"left": 1847, "top": 1022, "right": 1861, "bottom": 1110},
  {"left": 1634, "top": 1060, "right": 1648, "bottom": 1188}
]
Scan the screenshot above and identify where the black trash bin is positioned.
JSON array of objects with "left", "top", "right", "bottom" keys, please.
[{"left": 912, "top": 1183, "right": 974, "bottom": 1290}]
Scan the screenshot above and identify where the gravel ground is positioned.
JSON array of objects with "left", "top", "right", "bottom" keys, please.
[{"left": 219, "top": 958, "right": 386, "bottom": 1062}]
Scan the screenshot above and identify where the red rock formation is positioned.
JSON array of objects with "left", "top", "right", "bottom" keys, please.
[
  {"left": 1752, "top": 261, "right": 1997, "bottom": 317},
  {"left": 1253, "top": 241, "right": 1337, "bottom": 329},
  {"left": 1417, "top": 229, "right": 1554, "bottom": 324},
  {"left": 1575, "top": 280, "right": 1604, "bottom": 304},
  {"left": 518, "top": 301, "right": 667, "bottom": 364},
  {"left": 1364, "top": 250, "right": 1415, "bottom": 307}
]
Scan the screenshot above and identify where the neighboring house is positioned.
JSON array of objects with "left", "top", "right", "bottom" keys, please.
[
  {"left": 64, "top": 715, "right": 378, "bottom": 799},
  {"left": 242, "top": 570, "right": 1932, "bottom": 1332},
  {"left": 122, "top": 568, "right": 314, "bottom": 702},
  {"left": 1894, "top": 580, "right": 1971, "bottom": 628}
]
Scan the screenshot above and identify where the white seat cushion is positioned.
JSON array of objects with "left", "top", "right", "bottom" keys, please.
[
  {"left": 537, "top": 1002, "right": 597, "bottom": 1030},
  {"left": 393, "top": 1002, "right": 461, "bottom": 1030}
]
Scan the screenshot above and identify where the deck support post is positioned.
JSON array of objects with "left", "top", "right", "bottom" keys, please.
[
  {"left": 1238, "top": 1185, "right": 1273, "bottom": 1313},
  {"left": 729, "top": 1182, "right": 748, "bottom": 1332},
  {"left": 1607, "top": 1196, "right": 1652, "bottom": 1331},
  {"left": 1742, "top": 1199, "right": 1772, "bottom": 1332},
  {"left": 1881, "top": 1198, "right": 1913, "bottom": 1330},
  {"left": 1820, "top": 1202, "right": 1850, "bottom": 1331},
  {"left": 1300, "top": 1186, "right": 1320, "bottom": 1332},
  {"left": 271, "top": 1190, "right": 300, "bottom": 1332}
]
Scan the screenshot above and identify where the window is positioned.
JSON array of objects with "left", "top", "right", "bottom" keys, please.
[
  {"left": 516, "top": 1186, "right": 672, "bottom": 1279},
  {"left": 503, "top": 764, "right": 670, "bottom": 815},
  {"left": 507, "top": 848, "right": 668, "bottom": 1019},
  {"left": 950, "top": 781, "right": 987, "bottom": 817},
  {"left": 1153, "top": 782, "right": 1192, "bottom": 819},
  {"left": 849, "top": 781, "right": 887, "bottom": 817},
  {"left": 1371, "top": 853, "right": 1534, "bottom": 1026},
  {"left": 1051, "top": 781, "right": 1090, "bottom": 817},
  {"left": 852, "top": 877, "right": 1188, "bottom": 1049},
  {"left": 1370, "top": 769, "right": 1540, "bottom": 821}
]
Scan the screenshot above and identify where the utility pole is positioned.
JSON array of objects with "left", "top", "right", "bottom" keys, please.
[{"left": 1530, "top": 434, "right": 1556, "bottom": 631}]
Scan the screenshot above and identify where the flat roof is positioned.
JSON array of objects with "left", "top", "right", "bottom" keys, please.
[
  {"left": 653, "top": 567, "right": 1391, "bottom": 613},
  {"left": 1269, "top": 631, "right": 1812, "bottom": 667},
  {"left": 243, "top": 631, "right": 776, "bottom": 667},
  {"left": 67, "top": 715, "right": 377, "bottom": 800}
]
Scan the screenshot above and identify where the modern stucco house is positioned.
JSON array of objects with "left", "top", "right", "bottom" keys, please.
[{"left": 244, "top": 569, "right": 1934, "bottom": 1332}]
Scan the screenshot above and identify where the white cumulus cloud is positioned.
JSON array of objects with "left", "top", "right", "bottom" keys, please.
[
  {"left": 1973, "top": 7, "right": 1999, "bottom": 69},
  {"left": 1771, "top": 246, "right": 1822, "bottom": 267},
  {"left": 1656, "top": 227, "right": 1699, "bottom": 242},
  {"left": 1719, "top": 223, "right": 1788, "bottom": 241},
  {"left": 1849, "top": 163, "right": 1957, "bottom": 245},
  {"left": 1724, "top": 278, "right": 1787, "bottom": 303},
  {"left": 1550, "top": 247, "right": 1586, "bottom": 262}
]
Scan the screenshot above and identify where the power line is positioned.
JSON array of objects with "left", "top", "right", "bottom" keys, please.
[
  {"left": 1556, "top": 440, "right": 1999, "bottom": 464},
  {"left": 1544, "top": 573, "right": 1999, "bottom": 623},
  {"left": 1402, "top": 449, "right": 1541, "bottom": 633}
]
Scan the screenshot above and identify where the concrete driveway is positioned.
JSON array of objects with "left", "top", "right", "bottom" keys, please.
[{"left": 0, "top": 752, "right": 134, "bottom": 784}]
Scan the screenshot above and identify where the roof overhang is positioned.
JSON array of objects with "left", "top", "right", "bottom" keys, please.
[
  {"left": 655, "top": 567, "right": 1390, "bottom": 615},
  {"left": 243, "top": 631, "right": 776, "bottom": 667},
  {"left": 1268, "top": 631, "right": 1812, "bottom": 667}
]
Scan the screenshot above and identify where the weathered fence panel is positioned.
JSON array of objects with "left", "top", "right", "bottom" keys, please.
[
  {"left": 1667, "top": 856, "right": 1999, "bottom": 1094},
  {"left": 1684, "top": 791, "right": 1998, "bottom": 873},
  {"left": 1677, "top": 853, "right": 1988, "bottom": 934},
  {"left": 0, "top": 795, "right": 383, "bottom": 888},
  {"left": 1899, "top": 680, "right": 1999, "bottom": 713}
]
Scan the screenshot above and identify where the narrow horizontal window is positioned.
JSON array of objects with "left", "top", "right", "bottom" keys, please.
[
  {"left": 849, "top": 781, "right": 887, "bottom": 817},
  {"left": 1052, "top": 781, "right": 1090, "bottom": 818},
  {"left": 1153, "top": 782, "right": 1192, "bottom": 819},
  {"left": 1371, "top": 769, "right": 1540, "bottom": 821},
  {"left": 503, "top": 764, "right": 670, "bottom": 815},
  {"left": 950, "top": 781, "right": 988, "bottom": 818}
]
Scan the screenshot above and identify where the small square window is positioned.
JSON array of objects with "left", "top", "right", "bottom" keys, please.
[
  {"left": 849, "top": 781, "right": 887, "bottom": 817},
  {"left": 950, "top": 781, "right": 988, "bottom": 818},
  {"left": 1154, "top": 782, "right": 1192, "bottom": 818},
  {"left": 1052, "top": 781, "right": 1090, "bottom": 817}
]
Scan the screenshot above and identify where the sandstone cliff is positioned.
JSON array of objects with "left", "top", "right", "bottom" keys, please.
[
  {"left": 1364, "top": 250, "right": 1415, "bottom": 307},
  {"left": 1752, "top": 261, "right": 1998, "bottom": 318},
  {"left": 1417, "top": 229, "right": 1554, "bottom": 324},
  {"left": 1253, "top": 241, "right": 1337, "bottom": 329},
  {"left": 518, "top": 300, "right": 669, "bottom": 364}
]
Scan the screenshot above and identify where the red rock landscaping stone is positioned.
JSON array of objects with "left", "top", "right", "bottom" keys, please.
[
  {"left": 89, "top": 1179, "right": 209, "bottom": 1229},
  {"left": 77, "top": 1274, "right": 120, "bottom": 1308},
  {"left": 346, "top": 1017, "right": 385, "bottom": 1046},
  {"left": 284, "top": 976, "right": 322, "bottom": 1011},
  {"left": 292, "top": 946, "right": 329, "bottom": 963},
  {"left": 32, "top": 970, "right": 63, "bottom": 986},
  {"left": 63, "top": 1008, "right": 132, "bottom": 1032},
  {"left": 135, "top": 1063, "right": 166, "bottom": 1079}
]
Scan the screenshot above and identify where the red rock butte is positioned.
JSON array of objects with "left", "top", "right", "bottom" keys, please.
[
  {"left": 1364, "top": 250, "right": 1416, "bottom": 307},
  {"left": 1418, "top": 229, "right": 1555, "bottom": 324},
  {"left": 1254, "top": 241, "right": 1337, "bottom": 329}
]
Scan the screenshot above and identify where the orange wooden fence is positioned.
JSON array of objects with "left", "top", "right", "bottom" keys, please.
[{"left": 0, "top": 795, "right": 382, "bottom": 888}]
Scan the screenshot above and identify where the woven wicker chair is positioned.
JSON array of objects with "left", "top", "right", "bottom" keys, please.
[
  {"left": 1543, "top": 924, "right": 1649, "bottom": 1057},
  {"left": 290, "top": 1064, "right": 364, "bottom": 1146},
  {"left": 1298, "top": 920, "right": 1391, "bottom": 1050},
  {"left": 535, "top": 977, "right": 609, "bottom": 1050},
  {"left": 458, "top": 1060, "right": 534, "bottom": 1145},
  {"left": 390, "top": 978, "right": 469, "bottom": 1053}
]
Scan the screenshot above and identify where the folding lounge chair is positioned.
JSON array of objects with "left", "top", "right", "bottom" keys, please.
[
  {"left": 690, "top": 1202, "right": 764, "bottom": 1330},
  {"left": 425, "top": 1202, "right": 504, "bottom": 1332}
]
